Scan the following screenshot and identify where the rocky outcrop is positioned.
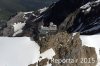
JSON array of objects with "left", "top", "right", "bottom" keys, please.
[
  {"left": 29, "top": 32, "right": 97, "bottom": 66},
  {"left": 2, "top": 12, "right": 25, "bottom": 36},
  {"left": 0, "top": 11, "right": 37, "bottom": 37},
  {"left": 58, "top": 9, "right": 80, "bottom": 31}
]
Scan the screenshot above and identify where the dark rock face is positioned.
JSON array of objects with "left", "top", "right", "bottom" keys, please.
[
  {"left": 0, "top": 0, "right": 100, "bottom": 36},
  {"left": 31, "top": 0, "right": 100, "bottom": 35},
  {"left": 37, "top": 0, "right": 93, "bottom": 26},
  {"left": 65, "top": 3, "right": 100, "bottom": 35},
  {"left": 22, "top": 0, "right": 97, "bottom": 39},
  {"left": 29, "top": 32, "right": 97, "bottom": 66},
  {"left": 58, "top": 9, "right": 80, "bottom": 31},
  {"left": 41, "top": 32, "right": 97, "bottom": 66}
]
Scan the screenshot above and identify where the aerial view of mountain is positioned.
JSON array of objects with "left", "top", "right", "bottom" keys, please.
[{"left": 0, "top": 0, "right": 100, "bottom": 66}]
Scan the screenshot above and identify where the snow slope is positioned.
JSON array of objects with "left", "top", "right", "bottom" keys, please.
[
  {"left": 0, "top": 35, "right": 99, "bottom": 66},
  {"left": 80, "top": 35, "right": 100, "bottom": 66},
  {"left": 0, "top": 37, "right": 56, "bottom": 66},
  {"left": 0, "top": 37, "right": 40, "bottom": 66}
]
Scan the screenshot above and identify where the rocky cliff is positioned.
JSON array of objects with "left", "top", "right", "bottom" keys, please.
[{"left": 29, "top": 32, "right": 97, "bottom": 66}]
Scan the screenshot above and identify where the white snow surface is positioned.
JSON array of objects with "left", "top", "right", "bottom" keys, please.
[
  {"left": 24, "top": 11, "right": 33, "bottom": 14},
  {"left": 80, "top": 35, "right": 100, "bottom": 66},
  {"left": 72, "top": 33, "right": 77, "bottom": 36},
  {"left": 13, "top": 30, "right": 23, "bottom": 36},
  {"left": 86, "top": 7, "right": 91, "bottom": 12},
  {"left": 80, "top": 2, "right": 91, "bottom": 9},
  {"left": 1, "top": 34, "right": 100, "bottom": 66},
  {"left": 39, "top": 48, "right": 55, "bottom": 61},
  {"left": 13, "top": 22, "right": 26, "bottom": 32},
  {"left": 0, "top": 37, "right": 40, "bottom": 66},
  {"left": 38, "top": 7, "right": 48, "bottom": 13},
  {"left": 0, "top": 37, "right": 56, "bottom": 66}
]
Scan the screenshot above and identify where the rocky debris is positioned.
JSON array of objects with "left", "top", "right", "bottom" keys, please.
[
  {"left": 39, "top": 32, "right": 73, "bottom": 52},
  {"left": 32, "top": 32, "right": 97, "bottom": 66}
]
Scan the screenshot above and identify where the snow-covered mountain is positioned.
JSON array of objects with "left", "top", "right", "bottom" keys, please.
[
  {"left": 0, "top": 0, "right": 100, "bottom": 66},
  {"left": 0, "top": 0, "right": 100, "bottom": 37}
]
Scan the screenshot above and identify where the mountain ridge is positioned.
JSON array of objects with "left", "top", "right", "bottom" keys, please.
[{"left": 0, "top": 0, "right": 58, "bottom": 20}]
